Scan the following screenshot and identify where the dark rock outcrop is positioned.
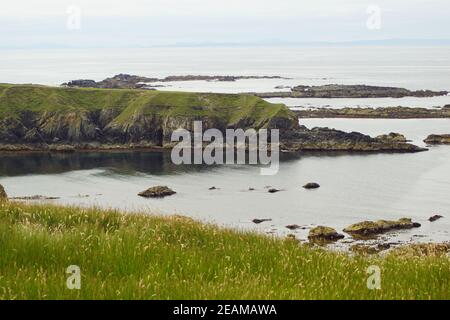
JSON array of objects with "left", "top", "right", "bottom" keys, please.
[
  {"left": 252, "top": 218, "right": 272, "bottom": 224},
  {"left": 303, "top": 182, "right": 320, "bottom": 189},
  {"left": 138, "top": 186, "right": 176, "bottom": 198},
  {"left": 429, "top": 215, "right": 443, "bottom": 222},
  {"left": 286, "top": 224, "right": 302, "bottom": 230},
  {"left": 280, "top": 126, "right": 426, "bottom": 153}
]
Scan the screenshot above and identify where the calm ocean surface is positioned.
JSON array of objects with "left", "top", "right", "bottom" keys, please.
[{"left": 0, "top": 46, "right": 449, "bottom": 244}]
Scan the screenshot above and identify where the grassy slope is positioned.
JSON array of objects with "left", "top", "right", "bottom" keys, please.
[
  {"left": 0, "top": 84, "right": 291, "bottom": 128},
  {"left": 0, "top": 201, "right": 448, "bottom": 300}
]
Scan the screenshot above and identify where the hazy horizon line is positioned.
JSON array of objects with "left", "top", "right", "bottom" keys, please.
[{"left": 2, "top": 38, "right": 450, "bottom": 50}]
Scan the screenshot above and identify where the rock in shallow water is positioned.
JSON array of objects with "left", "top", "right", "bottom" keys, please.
[
  {"left": 303, "top": 182, "right": 320, "bottom": 189},
  {"left": 424, "top": 134, "right": 450, "bottom": 145},
  {"left": 343, "top": 218, "right": 421, "bottom": 236},
  {"left": 308, "top": 226, "right": 345, "bottom": 242},
  {"left": 10, "top": 195, "right": 60, "bottom": 200},
  {"left": 252, "top": 219, "right": 272, "bottom": 224},
  {"left": 428, "top": 215, "right": 444, "bottom": 222},
  {"left": 138, "top": 186, "right": 176, "bottom": 198}
]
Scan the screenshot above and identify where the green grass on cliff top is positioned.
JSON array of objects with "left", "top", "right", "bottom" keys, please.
[
  {"left": 0, "top": 201, "right": 449, "bottom": 300},
  {"left": 0, "top": 84, "right": 291, "bottom": 127}
]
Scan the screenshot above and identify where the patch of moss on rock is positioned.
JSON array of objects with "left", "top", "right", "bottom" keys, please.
[
  {"left": 343, "top": 218, "right": 421, "bottom": 237},
  {"left": 376, "top": 132, "right": 407, "bottom": 143},
  {"left": 308, "top": 226, "right": 344, "bottom": 243},
  {"left": 138, "top": 186, "right": 176, "bottom": 198}
]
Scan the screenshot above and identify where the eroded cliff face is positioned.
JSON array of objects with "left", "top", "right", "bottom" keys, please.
[
  {"left": 0, "top": 84, "right": 299, "bottom": 148},
  {"left": 0, "top": 110, "right": 279, "bottom": 146}
]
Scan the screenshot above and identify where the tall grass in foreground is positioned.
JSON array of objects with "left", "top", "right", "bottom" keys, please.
[{"left": 0, "top": 201, "right": 449, "bottom": 300}]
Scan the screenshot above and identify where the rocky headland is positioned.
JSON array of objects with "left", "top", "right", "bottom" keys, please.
[
  {"left": 0, "top": 84, "right": 426, "bottom": 153},
  {"left": 253, "top": 84, "right": 448, "bottom": 99}
]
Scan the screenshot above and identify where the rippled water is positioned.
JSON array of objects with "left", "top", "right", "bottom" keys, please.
[{"left": 1, "top": 119, "right": 449, "bottom": 245}]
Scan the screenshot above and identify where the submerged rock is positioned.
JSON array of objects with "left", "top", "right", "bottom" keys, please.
[
  {"left": 286, "top": 224, "right": 302, "bottom": 230},
  {"left": 0, "top": 184, "right": 7, "bottom": 200},
  {"left": 252, "top": 218, "right": 272, "bottom": 224},
  {"left": 343, "top": 218, "right": 421, "bottom": 236},
  {"left": 429, "top": 215, "right": 444, "bottom": 222},
  {"left": 10, "top": 195, "right": 60, "bottom": 200},
  {"left": 138, "top": 186, "right": 176, "bottom": 198},
  {"left": 303, "top": 182, "right": 320, "bottom": 189},
  {"left": 424, "top": 134, "right": 450, "bottom": 145},
  {"left": 308, "top": 226, "right": 345, "bottom": 242}
]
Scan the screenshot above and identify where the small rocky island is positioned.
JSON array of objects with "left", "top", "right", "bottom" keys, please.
[
  {"left": 296, "top": 105, "right": 450, "bottom": 119},
  {"left": 0, "top": 83, "right": 426, "bottom": 153},
  {"left": 254, "top": 84, "right": 448, "bottom": 99},
  {"left": 424, "top": 134, "right": 450, "bottom": 145},
  {"left": 62, "top": 73, "right": 288, "bottom": 89}
]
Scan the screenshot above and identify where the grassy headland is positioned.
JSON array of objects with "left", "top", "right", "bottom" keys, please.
[
  {"left": 0, "top": 84, "right": 297, "bottom": 149},
  {"left": 0, "top": 83, "right": 427, "bottom": 153},
  {"left": 0, "top": 84, "right": 288, "bottom": 119},
  {"left": 0, "top": 201, "right": 448, "bottom": 300}
]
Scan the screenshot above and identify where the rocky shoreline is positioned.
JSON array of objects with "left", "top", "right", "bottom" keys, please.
[
  {"left": 295, "top": 105, "right": 450, "bottom": 119},
  {"left": 0, "top": 128, "right": 427, "bottom": 154},
  {"left": 253, "top": 84, "right": 448, "bottom": 99},
  {"left": 2, "top": 180, "right": 446, "bottom": 254}
]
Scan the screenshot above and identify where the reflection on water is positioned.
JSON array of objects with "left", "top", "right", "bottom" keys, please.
[
  {"left": 0, "top": 151, "right": 215, "bottom": 177},
  {"left": 0, "top": 149, "right": 382, "bottom": 178},
  {"left": 1, "top": 119, "right": 449, "bottom": 246}
]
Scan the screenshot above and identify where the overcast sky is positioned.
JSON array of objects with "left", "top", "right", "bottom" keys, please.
[{"left": 1, "top": 0, "right": 450, "bottom": 48}]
